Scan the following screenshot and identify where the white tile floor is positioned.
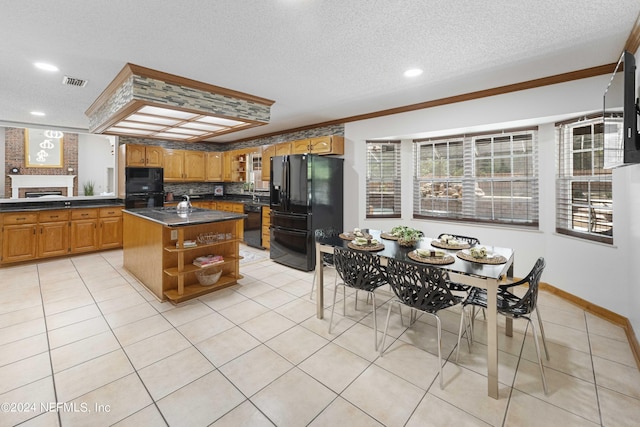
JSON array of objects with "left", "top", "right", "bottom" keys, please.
[{"left": 1, "top": 246, "right": 639, "bottom": 426}]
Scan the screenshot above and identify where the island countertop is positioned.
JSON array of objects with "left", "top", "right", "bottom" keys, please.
[{"left": 123, "top": 207, "right": 247, "bottom": 227}]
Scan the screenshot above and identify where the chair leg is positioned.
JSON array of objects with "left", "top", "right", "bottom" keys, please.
[
  {"left": 379, "top": 301, "right": 395, "bottom": 357},
  {"left": 371, "top": 292, "right": 378, "bottom": 350},
  {"left": 535, "top": 306, "right": 550, "bottom": 360},
  {"left": 328, "top": 283, "right": 340, "bottom": 334},
  {"left": 527, "top": 317, "right": 549, "bottom": 395},
  {"left": 456, "top": 307, "right": 472, "bottom": 362},
  {"left": 435, "top": 314, "right": 444, "bottom": 389},
  {"left": 355, "top": 290, "right": 359, "bottom": 311},
  {"left": 310, "top": 269, "right": 316, "bottom": 299}
]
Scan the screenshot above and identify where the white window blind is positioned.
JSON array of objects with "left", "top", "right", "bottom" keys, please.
[
  {"left": 556, "top": 117, "right": 613, "bottom": 244},
  {"left": 366, "top": 140, "right": 401, "bottom": 218},
  {"left": 413, "top": 128, "right": 539, "bottom": 226}
]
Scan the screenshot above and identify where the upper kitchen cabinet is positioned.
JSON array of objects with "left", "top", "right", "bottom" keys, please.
[
  {"left": 122, "top": 144, "right": 164, "bottom": 167},
  {"left": 291, "top": 136, "right": 344, "bottom": 155},
  {"left": 274, "top": 142, "right": 291, "bottom": 156},
  {"left": 261, "top": 144, "right": 276, "bottom": 181},
  {"left": 163, "top": 149, "right": 205, "bottom": 182},
  {"left": 205, "top": 152, "right": 223, "bottom": 182}
]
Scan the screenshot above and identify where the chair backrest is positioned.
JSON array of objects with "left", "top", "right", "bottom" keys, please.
[
  {"left": 316, "top": 228, "right": 340, "bottom": 265},
  {"left": 386, "top": 258, "right": 459, "bottom": 313},
  {"left": 333, "top": 247, "right": 386, "bottom": 291},
  {"left": 502, "top": 257, "right": 546, "bottom": 316},
  {"left": 438, "top": 233, "right": 480, "bottom": 246}
]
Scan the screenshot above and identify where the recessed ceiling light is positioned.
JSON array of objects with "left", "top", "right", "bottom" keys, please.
[
  {"left": 30, "top": 111, "right": 45, "bottom": 116},
  {"left": 404, "top": 68, "right": 423, "bottom": 78},
  {"left": 34, "top": 62, "right": 59, "bottom": 72}
]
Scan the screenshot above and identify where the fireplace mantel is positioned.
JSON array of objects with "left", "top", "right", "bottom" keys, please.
[{"left": 8, "top": 175, "right": 76, "bottom": 199}]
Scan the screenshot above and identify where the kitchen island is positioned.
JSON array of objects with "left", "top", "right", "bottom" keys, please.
[{"left": 122, "top": 207, "right": 246, "bottom": 304}]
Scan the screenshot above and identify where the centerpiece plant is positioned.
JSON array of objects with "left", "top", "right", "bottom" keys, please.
[{"left": 391, "top": 225, "right": 424, "bottom": 247}]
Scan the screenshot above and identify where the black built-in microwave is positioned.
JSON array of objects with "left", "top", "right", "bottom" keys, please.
[{"left": 125, "top": 167, "right": 164, "bottom": 194}]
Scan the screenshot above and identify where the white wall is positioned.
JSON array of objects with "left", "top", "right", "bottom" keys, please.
[
  {"left": 344, "top": 74, "right": 639, "bottom": 339},
  {"left": 78, "top": 134, "right": 116, "bottom": 195}
]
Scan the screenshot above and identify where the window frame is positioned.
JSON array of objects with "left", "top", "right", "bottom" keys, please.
[
  {"left": 413, "top": 128, "right": 539, "bottom": 227},
  {"left": 365, "top": 140, "right": 402, "bottom": 218},
  {"left": 556, "top": 117, "right": 613, "bottom": 244}
]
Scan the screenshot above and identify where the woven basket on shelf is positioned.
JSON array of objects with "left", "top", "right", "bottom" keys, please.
[{"left": 195, "top": 267, "right": 222, "bottom": 286}]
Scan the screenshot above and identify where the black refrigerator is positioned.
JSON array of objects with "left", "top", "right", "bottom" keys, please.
[{"left": 270, "top": 154, "right": 344, "bottom": 271}]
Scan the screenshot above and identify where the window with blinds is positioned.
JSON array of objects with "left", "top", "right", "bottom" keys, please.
[
  {"left": 413, "top": 128, "right": 539, "bottom": 226},
  {"left": 556, "top": 117, "right": 614, "bottom": 244},
  {"left": 366, "top": 140, "right": 401, "bottom": 218}
]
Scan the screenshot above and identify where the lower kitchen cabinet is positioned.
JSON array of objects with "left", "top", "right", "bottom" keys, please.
[
  {"left": 1, "top": 206, "right": 124, "bottom": 265},
  {"left": 99, "top": 207, "right": 123, "bottom": 249},
  {"left": 2, "top": 222, "right": 38, "bottom": 263},
  {"left": 70, "top": 209, "right": 99, "bottom": 253},
  {"left": 262, "top": 206, "right": 271, "bottom": 249}
]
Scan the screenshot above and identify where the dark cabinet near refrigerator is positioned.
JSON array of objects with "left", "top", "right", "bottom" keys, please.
[{"left": 270, "top": 154, "right": 343, "bottom": 271}]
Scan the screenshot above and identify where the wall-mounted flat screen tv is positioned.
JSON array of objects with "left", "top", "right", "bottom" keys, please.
[{"left": 603, "top": 50, "right": 640, "bottom": 168}]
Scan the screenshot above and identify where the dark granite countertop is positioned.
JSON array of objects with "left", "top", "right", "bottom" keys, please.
[
  {"left": 0, "top": 198, "right": 124, "bottom": 213},
  {"left": 123, "top": 207, "right": 247, "bottom": 227}
]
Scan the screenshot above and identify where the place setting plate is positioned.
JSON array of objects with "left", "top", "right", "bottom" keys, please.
[
  {"left": 456, "top": 249, "right": 507, "bottom": 264},
  {"left": 430, "top": 239, "right": 471, "bottom": 250},
  {"left": 340, "top": 230, "right": 372, "bottom": 240},
  {"left": 380, "top": 232, "right": 398, "bottom": 240},
  {"left": 347, "top": 239, "right": 385, "bottom": 251},
  {"left": 408, "top": 249, "right": 455, "bottom": 265}
]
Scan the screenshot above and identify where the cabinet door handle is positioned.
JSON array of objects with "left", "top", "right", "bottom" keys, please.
[
  {"left": 50, "top": 215, "right": 58, "bottom": 219},
  {"left": 17, "top": 217, "right": 26, "bottom": 221}
]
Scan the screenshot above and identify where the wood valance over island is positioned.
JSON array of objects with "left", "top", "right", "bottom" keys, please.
[{"left": 122, "top": 207, "right": 246, "bottom": 304}]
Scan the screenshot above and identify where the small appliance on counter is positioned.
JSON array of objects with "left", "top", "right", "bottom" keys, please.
[{"left": 124, "top": 167, "right": 164, "bottom": 209}]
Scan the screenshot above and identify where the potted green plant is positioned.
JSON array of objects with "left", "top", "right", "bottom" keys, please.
[
  {"left": 391, "top": 225, "right": 424, "bottom": 247},
  {"left": 83, "top": 180, "right": 95, "bottom": 196}
]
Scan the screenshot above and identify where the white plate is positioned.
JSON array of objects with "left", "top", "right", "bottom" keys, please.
[
  {"left": 461, "top": 248, "right": 496, "bottom": 259},
  {"left": 353, "top": 239, "right": 378, "bottom": 246}
]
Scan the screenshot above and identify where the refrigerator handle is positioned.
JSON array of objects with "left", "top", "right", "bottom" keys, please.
[{"left": 283, "top": 156, "right": 289, "bottom": 212}]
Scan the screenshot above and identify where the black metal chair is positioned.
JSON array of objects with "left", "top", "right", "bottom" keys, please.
[
  {"left": 329, "top": 247, "right": 387, "bottom": 350},
  {"left": 462, "top": 257, "right": 549, "bottom": 394},
  {"left": 379, "top": 258, "right": 470, "bottom": 389},
  {"left": 310, "top": 228, "right": 340, "bottom": 299},
  {"left": 437, "top": 233, "right": 480, "bottom": 293}
]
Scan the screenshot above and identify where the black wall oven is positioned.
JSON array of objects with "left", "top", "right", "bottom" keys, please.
[{"left": 124, "top": 167, "right": 164, "bottom": 209}]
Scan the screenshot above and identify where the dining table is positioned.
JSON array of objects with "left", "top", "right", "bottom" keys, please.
[{"left": 314, "top": 229, "right": 514, "bottom": 400}]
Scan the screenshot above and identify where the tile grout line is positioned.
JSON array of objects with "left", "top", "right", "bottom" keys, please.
[
  {"left": 67, "top": 253, "right": 171, "bottom": 427},
  {"left": 35, "top": 262, "right": 63, "bottom": 427}
]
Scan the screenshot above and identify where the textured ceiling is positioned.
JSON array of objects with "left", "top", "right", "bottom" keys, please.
[{"left": 0, "top": 0, "right": 638, "bottom": 142}]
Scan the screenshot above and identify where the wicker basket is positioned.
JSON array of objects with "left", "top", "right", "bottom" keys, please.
[{"left": 195, "top": 267, "right": 222, "bottom": 286}]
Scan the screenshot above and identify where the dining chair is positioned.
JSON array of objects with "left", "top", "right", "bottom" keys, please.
[
  {"left": 379, "top": 258, "right": 470, "bottom": 389},
  {"left": 461, "top": 257, "right": 549, "bottom": 394},
  {"left": 310, "top": 228, "right": 340, "bottom": 299},
  {"left": 437, "top": 233, "right": 480, "bottom": 294},
  {"left": 329, "top": 247, "right": 387, "bottom": 350}
]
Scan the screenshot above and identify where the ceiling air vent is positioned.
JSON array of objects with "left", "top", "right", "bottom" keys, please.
[{"left": 62, "top": 75, "right": 88, "bottom": 87}]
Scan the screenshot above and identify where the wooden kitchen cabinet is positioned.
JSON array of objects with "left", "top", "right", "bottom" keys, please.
[
  {"left": 291, "top": 136, "right": 344, "bottom": 155},
  {"left": 261, "top": 144, "right": 276, "bottom": 181},
  {"left": 38, "top": 210, "right": 70, "bottom": 258},
  {"left": 222, "top": 151, "right": 233, "bottom": 182},
  {"left": 262, "top": 206, "right": 271, "bottom": 250},
  {"left": 274, "top": 142, "right": 291, "bottom": 156},
  {"left": 70, "top": 209, "right": 99, "bottom": 253},
  {"left": 205, "top": 152, "right": 223, "bottom": 181},
  {"left": 163, "top": 149, "right": 205, "bottom": 182},
  {"left": 1, "top": 213, "right": 38, "bottom": 263},
  {"left": 123, "top": 144, "right": 163, "bottom": 167},
  {"left": 1, "top": 206, "right": 124, "bottom": 265},
  {"left": 98, "top": 207, "right": 123, "bottom": 249}
]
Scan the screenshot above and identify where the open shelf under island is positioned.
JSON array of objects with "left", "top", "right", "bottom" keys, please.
[{"left": 122, "top": 207, "right": 247, "bottom": 304}]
